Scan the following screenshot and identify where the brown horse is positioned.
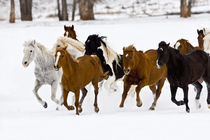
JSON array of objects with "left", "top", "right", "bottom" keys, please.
[
  {"left": 120, "top": 45, "right": 167, "bottom": 110},
  {"left": 54, "top": 46, "right": 108, "bottom": 115},
  {"left": 174, "top": 29, "right": 204, "bottom": 54},
  {"left": 64, "top": 25, "right": 77, "bottom": 40}
]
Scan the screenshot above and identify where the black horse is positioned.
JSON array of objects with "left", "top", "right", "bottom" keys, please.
[
  {"left": 157, "top": 41, "right": 210, "bottom": 112},
  {"left": 84, "top": 34, "right": 124, "bottom": 92}
]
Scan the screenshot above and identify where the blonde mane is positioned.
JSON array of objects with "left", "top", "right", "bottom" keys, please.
[{"left": 101, "top": 40, "right": 119, "bottom": 65}]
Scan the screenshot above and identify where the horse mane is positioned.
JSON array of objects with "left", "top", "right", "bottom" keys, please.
[
  {"left": 56, "top": 36, "right": 85, "bottom": 53},
  {"left": 24, "top": 40, "right": 49, "bottom": 58}
]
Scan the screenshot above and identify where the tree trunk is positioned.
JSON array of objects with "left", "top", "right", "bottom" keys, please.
[
  {"left": 9, "top": 0, "right": 15, "bottom": 23},
  {"left": 72, "top": 0, "right": 76, "bottom": 21},
  {"left": 61, "top": 0, "right": 68, "bottom": 20},
  {"left": 19, "top": 0, "right": 32, "bottom": 21},
  {"left": 188, "top": 0, "right": 192, "bottom": 17},
  {"left": 57, "top": 0, "right": 68, "bottom": 21},
  {"left": 57, "top": 0, "right": 62, "bottom": 20},
  {"left": 79, "top": 0, "right": 94, "bottom": 20},
  {"left": 180, "top": 0, "right": 188, "bottom": 18}
]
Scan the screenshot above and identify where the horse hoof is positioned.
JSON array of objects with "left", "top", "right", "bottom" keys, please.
[
  {"left": 78, "top": 106, "right": 83, "bottom": 113},
  {"left": 119, "top": 104, "right": 124, "bottom": 108},
  {"left": 43, "top": 102, "right": 48, "bottom": 108},
  {"left": 149, "top": 107, "right": 155, "bottom": 110},
  {"left": 137, "top": 103, "right": 142, "bottom": 107},
  {"left": 114, "top": 89, "right": 117, "bottom": 92},
  {"left": 186, "top": 109, "right": 190, "bottom": 113},
  {"left": 68, "top": 106, "right": 75, "bottom": 110},
  {"left": 95, "top": 107, "right": 99, "bottom": 113},
  {"left": 178, "top": 100, "right": 184, "bottom": 106},
  {"left": 76, "top": 112, "right": 80, "bottom": 115}
]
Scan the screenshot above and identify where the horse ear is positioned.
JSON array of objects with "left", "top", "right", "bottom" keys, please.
[
  {"left": 123, "top": 47, "right": 125, "bottom": 51},
  {"left": 64, "top": 25, "right": 67, "bottom": 31},
  {"left": 167, "top": 43, "right": 170, "bottom": 47},
  {"left": 71, "top": 25, "right": 74, "bottom": 29},
  {"left": 33, "top": 40, "right": 36, "bottom": 45},
  {"left": 197, "top": 29, "right": 199, "bottom": 34}
]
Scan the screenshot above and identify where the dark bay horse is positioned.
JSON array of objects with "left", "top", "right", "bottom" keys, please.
[
  {"left": 120, "top": 45, "right": 167, "bottom": 110},
  {"left": 54, "top": 46, "right": 108, "bottom": 115},
  {"left": 157, "top": 41, "right": 210, "bottom": 112}
]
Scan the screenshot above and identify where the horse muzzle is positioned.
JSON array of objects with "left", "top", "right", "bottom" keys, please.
[
  {"left": 54, "top": 65, "right": 59, "bottom": 71},
  {"left": 22, "top": 61, "right": 29, "bottom": 67}
]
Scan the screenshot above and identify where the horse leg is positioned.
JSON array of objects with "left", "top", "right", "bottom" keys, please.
[
  {"left": 136, "top": 85, "right": 143, "bottom": 107},
  {"left": 63, "top": 89, "right": 74, "bottom": 111},
  {"left": 74, "top": 90, "right": 80, "bottom": 115},
  {"left": 78, "top": 88, "right": 88, "bottom": 113},
  {"left": 206, "top": 83, "right": 210, "bottom": 109},
  {"left": 33, "top": 80, "right": 47, "bottom": 108},
  {"left": 92, "top": 81, "right": 99, "bottom": 113},
  {"left": 170, "top": 85, "right": 184, "bottom": 106},
  {"left": 51, "top": 81, "right": 60, "bottom": 104},
  {"left": 119, "top": 83, "right": 131, "bottom": 107},
  {"left": 104, "top": 76, "right": 115, "bottom": 92},
  {"left": 192, "top": 81, "right": 202, "bottom": 109},
  {"left": 150, "top": 78, "right": 166, "bottom": 110},
  {"left": 182, "top": 86, "right": 190, "bottom": 113},
  {"left": 149, "top": 85, "right": 156, "bottom": 99}
]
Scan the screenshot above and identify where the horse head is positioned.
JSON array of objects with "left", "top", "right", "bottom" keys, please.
[
  {"left": 157, "top": 41, "right": 170, "bottom": 69},
  {"left": 22, "top": 40, "right": 37, "bottom": 67},
  {"left": 54, "top": 46, "right": 67, "bottom": 71},
  {"left": 64, "top": 25, "right": 77, "bottom": 39},
  {"left": 197, "top": 29, "right": 205, "bottom": 47},
  {"left": 123, "top": 45, "right": 138, "bottom": 75}
]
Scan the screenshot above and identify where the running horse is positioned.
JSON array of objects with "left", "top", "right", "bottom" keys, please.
[
  {"left": 120, "top": 45, "right": 167, "bottom": 110},
  {"left": 157, "top": 41, "right": 210, "bottom": 112},
  {"left": 54, "top": 45, "right": 108, "bottom": 115}
]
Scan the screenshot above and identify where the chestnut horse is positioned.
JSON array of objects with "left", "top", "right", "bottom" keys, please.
[
  {"left": 54, "top": 46, "right": 108, "bottom": 115},
  {"left": 64, "top": 25, "right": 78, "bottom": 40},
  {"left": 174, "top": 29, "right": 204, "bottom": 54},
  {"left": 120, "top": 45, "right": 167, "bottom": 110}
]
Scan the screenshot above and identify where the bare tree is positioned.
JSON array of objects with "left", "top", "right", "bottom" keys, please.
[
  {"left": 9, "top": 0, "right": 15, "bottom": 23},
  {"left": 72, "top": 0, "right": 77, "bottom": 21},
  {"left": 57, "top": 0, "right": 68, "bottom": 21},
  {"left": 180, "top": 0, "right": 191, "bottom": 18},
  {"left": 19, "top": 0, "right": 32, "bottom": 21},
  {"left": 79, "top": 0, "right": 95, "bottom": 20}
]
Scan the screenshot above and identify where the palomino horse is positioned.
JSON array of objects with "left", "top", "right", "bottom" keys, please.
[
  {"left": 64, "top": 25, "right": 77, "bottom": 40},
  {"left": 174, "top": 29, "right": 204, "bottom": 54},
  {"left": 84, "top": 34, "right": 126, "bottom": 92},
  {"left": 54, "top": 46, "right": 108, "bottom": 115},
  {"left": 120, "top": 45, "right": 167, "bottom": 110},
  {"left": 157, "top": 41, "right": 210, "bottom": 112},
  {"left": 22, "top": 40, "right": 65, "bottom": 108}
]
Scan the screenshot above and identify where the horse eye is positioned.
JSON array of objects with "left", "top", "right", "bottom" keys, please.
[
  {"left": 57, "top": 45, "right": 60, "bottom": 47},
  {"left": 30, "top": 50, "right": 32, "bottom": 52}
]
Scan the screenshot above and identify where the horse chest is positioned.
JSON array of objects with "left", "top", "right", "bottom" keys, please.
[
  {"left": 125, "top": 72, "right": 141, "bottom": 85},
  {"left": 34, "top": 67, "right": 58, "bottom": 84}
]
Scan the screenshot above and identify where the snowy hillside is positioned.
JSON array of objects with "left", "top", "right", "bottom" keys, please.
[
  {"left": 0, "top": 0, "right": 210, "bottom": 21},
  {"left": 1, "top": 13, "right": 210, "bottom": 140}
]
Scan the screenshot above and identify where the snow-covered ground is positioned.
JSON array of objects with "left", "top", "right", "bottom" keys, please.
[{"left": 1, "top": 14, "right": 210, "bottom": 140}]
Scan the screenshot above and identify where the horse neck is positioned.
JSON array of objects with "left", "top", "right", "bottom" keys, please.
[
  {"left": 167, "top": 48, "right": 183, "bottom": 69},
  {"left": 61, "top": 51, "right": 78, "bottom": 76},
  {"left": 134, "top": 51, "right": 146, "bottom": 70},
  {"left": 198, "top": 37, "right": 204, "bottom": 50}
]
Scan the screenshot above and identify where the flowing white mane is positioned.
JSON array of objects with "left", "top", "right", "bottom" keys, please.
[
  {"left": 101, "top": 40, "right": 119, "bottom": 65},
  {"left": 55, "top": 36, "right": 85, "bottom": 52}
]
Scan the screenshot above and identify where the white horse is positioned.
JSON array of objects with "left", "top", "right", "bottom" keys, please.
[
  {"left": 203, "top": 28, "right": 210, "bottom": 52},
  {"left": 22, "top": 39, "right": 84, "bottom": 109}
]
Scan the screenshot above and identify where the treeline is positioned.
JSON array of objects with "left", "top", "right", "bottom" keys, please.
[
  {"left": 9, "top": 0, "right": 95, "bottom": 23},
  {"left": 9, "top": 0, "right": 195, "bottom": 23}
]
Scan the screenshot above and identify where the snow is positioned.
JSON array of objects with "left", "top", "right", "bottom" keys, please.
[{"left": 1, "top": 14, "right": 210, "bottom": 140}]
